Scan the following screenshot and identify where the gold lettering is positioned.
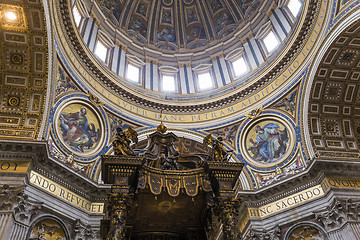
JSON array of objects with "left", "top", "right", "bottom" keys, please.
[
  {"left": 29, "top": 171, "right": 104, "bottom": 214},
  {"left": 248, "top": 185, "right": 325, "bottom": 218},
  {"left": 0, "top": 161, "right": 29, "bottom": 172}
]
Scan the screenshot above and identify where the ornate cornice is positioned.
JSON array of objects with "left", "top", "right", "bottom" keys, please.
[
  {"left": 0, "top": 140, "right": 110, "bottom": 202},
  {"left": 237, "top": 159, "right": 360, "bottom": 205}
]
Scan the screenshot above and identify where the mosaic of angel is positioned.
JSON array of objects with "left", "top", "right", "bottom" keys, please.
[
  {"left": 56, "top": 67, "right": 77, "bottom": 95},
  {"left": 59, "top": 107, "right": 101, "bottom": 153},
  {"left": 273, "top": 90, "right": 297, "bottom": 114},
  {"left": 102, "top": 0, "right": 123, "bottom": 20},
  {"left": 185, "top": 8, "right": 199, "bottom": 24},
  {"left": 214, "top": 12, "right": 234, "bottom": 33},
  {"left": 129, "top": 18, "right": 147, "bottom": 38},
  {"left": 212, "top": 125, "right": 238, "bottom": 144},
  {"left": 247, "top": 123, "right": 288, "bottom": 163}
]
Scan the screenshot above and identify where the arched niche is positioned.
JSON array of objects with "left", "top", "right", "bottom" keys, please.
[
  {"left": 284, "top": 222, "right": 328, "bottom": 240},
  {"left": 27, "top": 215, "right": 70, "bottom": 240}
]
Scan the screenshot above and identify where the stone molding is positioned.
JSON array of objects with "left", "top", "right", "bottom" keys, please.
[
  {"left": 315, "top": 198, "right": 360, "bottom": 233},
  {"left": 73, "top": 219, "right": 99, "bottom": 240},
  {"left": 13, "top": 191, "right": 43, "bottom": 226},
  {"left": 0, "top": 140, "right": 109, "bottom": 202},
  {"left": 0, "top": 184, "right": 25, "bottom": 212},
  {"left": 243, "top": 226, "right": 281, "bottom": 240}
]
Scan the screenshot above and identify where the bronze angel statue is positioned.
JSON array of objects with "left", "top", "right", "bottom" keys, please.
[
  {"left": 113, "top": 127, "right": 138, "bottom": 155},
  {"left": 203, "top": 134, "right": 233, "bottom": 162}
]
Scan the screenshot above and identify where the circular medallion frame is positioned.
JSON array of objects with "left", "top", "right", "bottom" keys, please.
[
  {"left": 239, "top": 114, "right": 295, "bottom": 168},
  {"left": 54, "top": 99, "right": 105, "bottom": 157}
]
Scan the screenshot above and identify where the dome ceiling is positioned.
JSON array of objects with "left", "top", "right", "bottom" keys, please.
[{"left": 99, "top": 0, "right": 263, "bottom": 51}]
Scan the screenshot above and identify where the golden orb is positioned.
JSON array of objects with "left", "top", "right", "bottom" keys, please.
[{"left": 157, "top": 123, "right": 167, "bottom": 133}]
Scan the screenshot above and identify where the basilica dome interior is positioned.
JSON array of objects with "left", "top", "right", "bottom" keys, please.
[{"left": 1, "top": 0, "right": 360, "bottom": 239}]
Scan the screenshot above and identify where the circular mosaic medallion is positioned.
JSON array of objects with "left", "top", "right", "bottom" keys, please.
[
  {"left": 55, "top": 101, "right": 104, "bottom": 156},
  {"left": 240, "top": 115, "right": 295, "bottom": 167}
]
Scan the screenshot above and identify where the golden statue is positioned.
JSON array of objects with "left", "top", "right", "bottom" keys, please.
[
  {"left": 203, "top": 134, "right": 232, "bottom": 162},
  {"left": 113, "top": 127, "right": 138, "bottom": 155}
]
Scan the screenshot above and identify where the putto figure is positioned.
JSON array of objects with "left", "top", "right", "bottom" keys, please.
[
  {"left": 113, "top": 127, "right": 138, "bottom": 155},
  {"left": 247, "top": 123, "right": 288, "bottom": 163}
]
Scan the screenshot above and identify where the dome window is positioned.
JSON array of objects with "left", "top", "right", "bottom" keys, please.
[
  {"left": 225, "top": 47, "right": 250, "bottom": 79},
  {"left": 287, "top": 0, "right": 302, "bottom": 17},
  {"left": 162, "top": 75, "right": 176, "bottom": 92},
  {"left": 94, "top": 40, "right": 108, "bottom": 62},
  {"left": 198, "top": 72, "right": 213, "bottom": 90},
  {"left": 72, "top": 5, "right": 82, "bottom": 27},
  {"left": 262, "top": 31, "right": 279, "bottom": 53},
  {"left": 126, "top": 63, "right": 140, "bottom": 83},
  {"left": 159, "top": 66, "right": 179, "bottom": 92},
  {"left": 125, "top": 55, "right": 145, "bottom": 84},
  {"left": 232, "top": 57, "right": 248, "bottom": 77}
]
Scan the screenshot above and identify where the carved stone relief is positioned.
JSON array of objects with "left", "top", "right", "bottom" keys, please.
[
  {"left": 0, "top": 184, "right": 25, "bottom": 212},
  {"left": 73, "top": 219, "right": 98, "bottom": 240},
  {"left": 315, "top": 198, "right": 360, "bottom": 232},
  {"left": 243, "top": 226, "right": 281, "bottom": 240},
  {"left": 13, "top": 191, "right": 42, "bottom": 226}
]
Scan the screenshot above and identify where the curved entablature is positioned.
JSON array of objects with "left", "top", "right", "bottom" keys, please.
[{"left": 63, "top": 0, "right": 309, "bottom": 103}]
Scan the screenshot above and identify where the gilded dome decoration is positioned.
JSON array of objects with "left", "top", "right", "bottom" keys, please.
[
  {"left": 66, "top": 0, "right": 307, "bottom": 106},
  {"left": 98, "top": 0, "right": 261, "bottom": 51}
]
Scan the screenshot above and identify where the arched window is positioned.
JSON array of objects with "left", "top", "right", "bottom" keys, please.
[
  {"left": 225, "top": 47, "right": 250, "bottom": 79},
  {"left": 232, "top": 57, "right": 249, "bottom": 77},
  {"left": 127, "top": 63, "right": 140, "bottom": 82},
  {"left": 198, "top": 72, "right": 213, "bottom": 90},
  {"left": 255, "top": 21, "right": 281, "bottom": 57},
  {"left": 193, "top": 64, "right": 214, "bottom": 91},
  {"left": 162, "top": 75, "right": 176, "bottom": 92}
]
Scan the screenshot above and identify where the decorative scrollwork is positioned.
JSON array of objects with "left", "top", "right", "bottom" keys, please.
[
  {"left": 216, "top": 198, "right": 241, "bottom": 240},
  {"left": 315, "top": 198, "right": 360, "bottom": 232},
  {"left": 106, "top": 193, "right": 133, "bottom": 240}
]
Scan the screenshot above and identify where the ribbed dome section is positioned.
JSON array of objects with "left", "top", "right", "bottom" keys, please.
[{"left": 99, "top": 0, "right": 261, "bottom": 51}]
